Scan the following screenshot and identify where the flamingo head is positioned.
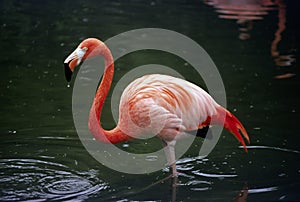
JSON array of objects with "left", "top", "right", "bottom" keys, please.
[{"left": 64, "top": 38, "right": 104, "bottom": 82}]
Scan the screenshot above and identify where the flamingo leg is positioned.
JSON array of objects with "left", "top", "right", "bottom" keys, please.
[{"left": 162, "top": 140, "right": 178, "bottom": 177}]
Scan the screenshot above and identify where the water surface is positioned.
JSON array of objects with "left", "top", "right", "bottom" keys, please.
[{"left": 0, "top": 0, "right": 299, "bottom": 201}]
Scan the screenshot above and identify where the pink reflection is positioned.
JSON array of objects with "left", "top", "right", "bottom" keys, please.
[
  {"left": 205, "top": 0, "right": 276, "bottom": 20},
  {"left": 205, "top": 0, "right": 296, "bottom": 78},
  {"left": 204, "top": 0, "right": 277, "bottom": 40},
  {"left": 232, "top": 184, "right": 248, "bottom": 202},
  {"left": 270, "top": 0, "right": 296, "bottom": 78}
]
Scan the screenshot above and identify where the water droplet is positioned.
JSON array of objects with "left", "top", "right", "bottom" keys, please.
[
  {"left": 278, "top": 173, "right": 286, "bottom": 177},
  {"left": 67, "top": 83, "right": 71, "bottom": 88},
  {"left": 9, "top": 130, "right": 17, "bottom": 134},
  {"left": 82, "top": 18, "right": 89, "bottom": 22},
  {"left": 122, "top": 144, "right": 129, "bottom": 148},
  {"left": 279, "top": 195, "right": 286, "bottom": 200}
]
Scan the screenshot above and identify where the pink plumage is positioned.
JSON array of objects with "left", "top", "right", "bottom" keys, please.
[{"left": 64, "top": 38, "right": 250, "bottom": 176}]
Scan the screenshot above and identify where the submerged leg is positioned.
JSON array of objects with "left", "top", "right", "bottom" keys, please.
[
  {"left": 160, "top": 140, "right": 179, "bottom": 201},
  {"left": 162, "top": 140, "right": 177, "bottom": 177}
]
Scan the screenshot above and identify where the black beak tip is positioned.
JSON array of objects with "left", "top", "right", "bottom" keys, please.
[{"left": 64, "top": 63, "right": 73, "bottom": 82}]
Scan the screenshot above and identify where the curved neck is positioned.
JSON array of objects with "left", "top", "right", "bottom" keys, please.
[{"left": 88, "top": 44, "right": 131, "bottom": 143}]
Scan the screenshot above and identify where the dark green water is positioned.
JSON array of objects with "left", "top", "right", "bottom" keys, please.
[{"left": 0, "top": 0, "right": 299, "bottom": 201}]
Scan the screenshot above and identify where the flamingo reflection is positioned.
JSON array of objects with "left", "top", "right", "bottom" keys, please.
[
  {"left": 204, "top": 0, "right": 296, "bottom": 78},
  {"left": 232, "top": 184, "right": 248, "bottom": 202},
  {"left": 270, "top": 0, "right": 296, "bottom": 79},
  {"left": 204, "top": 0, "right": 277, "bottom": 40}
]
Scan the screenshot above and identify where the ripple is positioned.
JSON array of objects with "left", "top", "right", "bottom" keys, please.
[
  {"left": 45, "top": 178, "right": 91, "bottom": 194},
  {"left": 248, "top": 186, "right": 278, "bottom": 194},
  {"left": 145, "top": 155, "right": 158, "bottom": 162},
  {"left": 177, "top": 163, "right": 194, "bottom": 171},
  {"left": 0, "top": 159, "right": 109, "bottom": 201},
  {"left": 239, "top": 145, "right": 300, "bottom": 154},
  {"left": 176, "top": 156, "right": 197, "bottom": 164},
  {"left": 192, "top": 170, "right": 237, "bottom": 178},
  {"left": 178, "top": 180, "right": 212, "bottom": 191}
]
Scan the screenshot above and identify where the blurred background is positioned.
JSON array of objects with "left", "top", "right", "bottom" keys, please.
[{"left": 0, "top": 0, "right": 299, "bottom": 201}]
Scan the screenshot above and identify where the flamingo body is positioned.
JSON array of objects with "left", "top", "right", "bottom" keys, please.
[
  {"left": 118, "top": 74, "right": 219, "bottom": 141},
  {"left": 64, "top": 38, "right": 249, "bottom": 176}
]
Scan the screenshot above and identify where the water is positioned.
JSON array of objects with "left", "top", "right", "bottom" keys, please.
[{"left": 0, "top": 0, "right": 299, "bottom": 201}]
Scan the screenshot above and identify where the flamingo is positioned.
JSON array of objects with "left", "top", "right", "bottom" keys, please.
[{"left": 64, "top": 38, "right": 249, "bottom": 177}]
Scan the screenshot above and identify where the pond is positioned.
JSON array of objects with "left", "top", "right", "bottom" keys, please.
[{"left": 0, "top": 0, "right": 299, "bottom": 201}]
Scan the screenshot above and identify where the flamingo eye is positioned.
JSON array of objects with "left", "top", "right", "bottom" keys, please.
[{"left": 83, "top": 47, "right": 88, "bottom": 51}]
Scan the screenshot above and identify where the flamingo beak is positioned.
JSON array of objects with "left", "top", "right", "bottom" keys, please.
[
  {"left": 63, "top": 47, "right": 87, "bottom": 82},
  {"left": 64, "top": 62, "right": 73, "bottom": 82}
]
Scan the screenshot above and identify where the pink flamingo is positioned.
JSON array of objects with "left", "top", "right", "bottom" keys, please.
[{"left": 64, "top": 38, "right": 249, "bottom": 176}]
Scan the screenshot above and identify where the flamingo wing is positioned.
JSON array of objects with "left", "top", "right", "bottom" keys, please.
[{"left": 117, "top": 74, "right": 220, "bottom": 140}]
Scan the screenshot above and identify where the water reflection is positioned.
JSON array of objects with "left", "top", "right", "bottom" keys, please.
[
  {"left": 0, "top": 159, "right": 108, "bottom": 201},
  {"left": 135, "top": 171, "right": 248, "bottom": 202},
  {"left": 204, "top": 0, "right": 296, "bottom": 78},
  {"left": 233, "top": 184, "right": 248, "bottom": 202},
  {"left": 270, "top": 0, "right": 296, "bottom": 79},
  {"left": 204, "top": 0, "right": 277, "bottom": 40},
  {"left": 240, "top": 145, "right": 300, "bottom": 154}
]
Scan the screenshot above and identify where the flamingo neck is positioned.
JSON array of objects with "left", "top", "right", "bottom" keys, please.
[{"left": 88, "top": 44, "right": 131, "bottom": 144}]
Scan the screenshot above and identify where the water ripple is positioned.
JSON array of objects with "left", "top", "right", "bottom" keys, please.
[
  {"left": 239, "top": 145, "right": 300, "bottom": 154},
  {"left": 192, "top": 170, "right": 237, "bottom": 178},
  {"left": 0, "top": 159, "right": 109, "bottom": 201},
  {"left": 177, "top": 180, "right": 212, "bottom": 191},
  {"left": 248, "top": 186, "right": 278, "bottom": 194}
]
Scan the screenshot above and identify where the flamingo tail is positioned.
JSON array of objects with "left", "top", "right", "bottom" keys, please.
[{"left": 214, "top": 106, "right": 250, "bottom": 152}]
